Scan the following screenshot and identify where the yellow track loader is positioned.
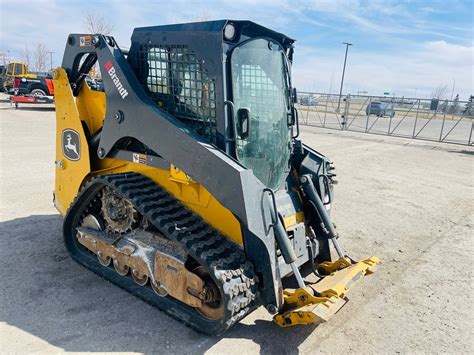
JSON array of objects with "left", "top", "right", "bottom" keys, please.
[{"left": 53, "top": 20, "right": 379, "bottom": 335}]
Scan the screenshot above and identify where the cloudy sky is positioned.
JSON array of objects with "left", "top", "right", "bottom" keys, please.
[{"left": 1, "top": 0, "right": 472, "bottom": 99}]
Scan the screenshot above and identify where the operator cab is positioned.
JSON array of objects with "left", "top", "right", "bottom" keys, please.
[{"left": 128, "top": 20, "right": 297, "bottom": 190}]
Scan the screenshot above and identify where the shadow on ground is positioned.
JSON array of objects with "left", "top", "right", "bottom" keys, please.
[{"left": 0, "top": 215, "right": 315, "bottom": 353}]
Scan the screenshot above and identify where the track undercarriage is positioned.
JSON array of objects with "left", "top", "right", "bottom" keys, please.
[{"left": 64, "top": 173, "right": 258, "bottom": 335}]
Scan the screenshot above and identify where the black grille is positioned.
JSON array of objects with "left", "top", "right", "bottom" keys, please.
[{"left": 137, "top": 44, "right": 217, "bottom": 144}]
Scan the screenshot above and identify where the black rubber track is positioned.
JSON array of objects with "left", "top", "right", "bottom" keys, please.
[{"left": 63, "top": 172, "right": 258, "bottom": 335}]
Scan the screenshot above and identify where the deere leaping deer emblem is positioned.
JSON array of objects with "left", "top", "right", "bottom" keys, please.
[{"left": 62, "top": 129, "right": 80, "bottom": 161}]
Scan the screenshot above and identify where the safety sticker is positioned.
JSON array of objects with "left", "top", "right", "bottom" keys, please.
[
  {"left": 80, "top": 36, "right": 92, "bottom": 47},
  {"left": 132, "top": 153, "right": 147, "bottom": 165}
]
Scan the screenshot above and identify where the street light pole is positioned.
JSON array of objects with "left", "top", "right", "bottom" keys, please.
[
  {"left": 337, "top": 42, "right": 353, "bottom": 111},
  {"left": 450, "top": 78, "right": 456, "bottom": 101}
]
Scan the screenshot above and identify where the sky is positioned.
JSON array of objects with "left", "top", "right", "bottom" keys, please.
[{"left": 0, "top": 0, "right": 472, "bottom": 99}]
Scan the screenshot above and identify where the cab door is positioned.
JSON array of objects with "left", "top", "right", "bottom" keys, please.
[
  {"left": 13, "top": 63, "right": 24, "bottom": 76},
  {"left": 6, "top": 63, "right": 14, "bottom": 77}
]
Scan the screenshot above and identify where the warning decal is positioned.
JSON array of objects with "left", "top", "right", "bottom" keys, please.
[{"left": 132, "top": 153, "right": 147, "bottom": 165}]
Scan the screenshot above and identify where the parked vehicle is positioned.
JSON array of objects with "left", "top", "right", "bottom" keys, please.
[
  {"left": 84, "top": 75, "right": 104, "bottom": 91},
  {"left": 0, "top": 65, "right": 4, "bottom": 88},
  {"left": 13, "top": 74, "right": 102, "bottom": 97},
  {"left": 2, "top": 62, "right": 38, "bottom": 93},
  {"left": 366, "top": 101, "right": 395, "bottom": 117},
  {"left": 52, "top": 20, "right": 379, "bottom": 335},
  {"left": 299, "top": 94, "right": 318, "bottom": 106},
  {"left": 13, "top": 75, "right": 54, "bottom": 97}
]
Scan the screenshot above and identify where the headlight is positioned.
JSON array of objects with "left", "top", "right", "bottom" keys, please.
[{"left": 224, "top": 23, "right": 236, "bottom": 41}]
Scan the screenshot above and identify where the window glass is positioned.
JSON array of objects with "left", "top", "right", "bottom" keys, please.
[
  {"left": 231, "top": 39, "right": 291, "bottom": 189},
  {"left": 14, "top": 64, "right": 22, "bottom": 75}
]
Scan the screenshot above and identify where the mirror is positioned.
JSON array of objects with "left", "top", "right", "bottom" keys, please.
[{"left": 237, "top": 108, "right": 251, "bottom": 139}]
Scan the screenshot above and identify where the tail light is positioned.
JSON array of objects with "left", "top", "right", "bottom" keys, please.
[{"left": 13, "top": 77, "right": 21, "bottom": 89}]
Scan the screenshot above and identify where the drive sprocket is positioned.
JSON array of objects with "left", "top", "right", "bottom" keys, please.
[{"left": 100, "top": 186, "right": 138, "bottom": 233}]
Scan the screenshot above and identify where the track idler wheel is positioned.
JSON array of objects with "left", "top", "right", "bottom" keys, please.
[
  {"left": 131, "top": 269, "right": 149, "bottom": 286},
  {"left": 97, "top": 251, "right": 111, "bottom": 267},
  {"left": 113, "top": 259, "right": 129, "bottom": 276},
  {"left": 192, "top": 266, "right": 224, "bottom": 320},
  {"left": 151, "top": 280, "right": 168, "bottom": 297}
]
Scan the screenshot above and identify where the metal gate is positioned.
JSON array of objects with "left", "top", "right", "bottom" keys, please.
[{"left": 297, "top": 92, "right": 473, "bottom": 146}]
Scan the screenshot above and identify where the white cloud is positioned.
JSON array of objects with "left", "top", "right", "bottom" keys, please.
[
  {"left": 0, "top": 0, "right": 471, "bottom": 99},
  {"left": 292, "top": 40, "right": 473, "bottom": 99}
]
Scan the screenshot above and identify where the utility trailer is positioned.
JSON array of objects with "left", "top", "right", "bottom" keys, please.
[{"left": 10, "top": 94, "right": 54, "bottom": 109}]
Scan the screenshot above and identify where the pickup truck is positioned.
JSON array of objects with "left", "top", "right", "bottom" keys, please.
[
  {"left": 13, "top": 75, "right": 54, "bottom": 97},
  {"left": 13, "top": 74, "right": 104, "bottom": 97}
]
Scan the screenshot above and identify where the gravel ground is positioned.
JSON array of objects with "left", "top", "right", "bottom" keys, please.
[{"left": 1, "top": 94, "right": 473, "bottom": 354}]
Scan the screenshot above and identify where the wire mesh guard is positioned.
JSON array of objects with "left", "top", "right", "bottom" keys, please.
[
  {"left": 138, "top": 45, "right": 217, "bottom": 144},
  {"left": 234, "top": 64, "right": 283, "bottom": 151}
]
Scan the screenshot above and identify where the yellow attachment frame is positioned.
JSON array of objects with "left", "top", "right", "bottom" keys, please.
[{"left": 274, "top": 256, "right": 380, "bottom": 327}]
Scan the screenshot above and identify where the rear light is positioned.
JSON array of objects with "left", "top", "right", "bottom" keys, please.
[{"left": 13, "top": 77, "right": 20, "bottom": 89}]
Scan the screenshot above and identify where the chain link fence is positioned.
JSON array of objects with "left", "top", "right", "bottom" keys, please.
[{"left": 297, "top": 92, "right": 473, "bottom": 146}]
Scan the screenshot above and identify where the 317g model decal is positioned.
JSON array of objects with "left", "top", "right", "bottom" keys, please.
[{"left": 62, "top": 129, "right": 81, "bottom": 161}]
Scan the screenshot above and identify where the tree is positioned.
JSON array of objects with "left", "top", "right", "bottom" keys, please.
[
  {"left": 21, "top": 45, "right": 31, "bottom": 68},
  {"left": 449, "top": 94, "right": 459, "bottom": 114},
  {"left": 83, "top": 10, "right": 114, "bottom": 34},
  {"left": 430, "top": 84, "right": 448, "bottom": 100},
  {"left": 463, "top": 95, "right": 473, "bottom": 116},
  {"left": 193, "top": 9, "right": 211, "bottom": 22},
  {"left": 83, "top": 10, "right": 114, "bottom": 79},
  {"left": 33, "top": 42, "right": 49, "bottom": 72}
]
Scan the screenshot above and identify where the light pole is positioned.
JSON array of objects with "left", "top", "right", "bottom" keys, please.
[
  {"left": 48, "top": 51, "right": 54, "bottom": 71},
  {"left": 337, "top": 42, "right": 353, "bottom": 111},
  {"left": 450, "top": 78, "right": 456, "bottom": 101}
]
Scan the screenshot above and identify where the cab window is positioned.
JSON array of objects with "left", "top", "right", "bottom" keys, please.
[
  {"left": 14, "top": 64, "right": 23, "bottom": 75},
  {"left": 7, "top": 63, "right": 14, "bottom": 75}
]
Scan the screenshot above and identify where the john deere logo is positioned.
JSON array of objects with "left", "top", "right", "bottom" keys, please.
[{"left": 62, "top": 129, "right": 80, "bottom": 161}]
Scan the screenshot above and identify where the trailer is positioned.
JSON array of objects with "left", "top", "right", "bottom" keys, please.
[{"left": 10, "top": 94, "right": 54, "bottom": 109}]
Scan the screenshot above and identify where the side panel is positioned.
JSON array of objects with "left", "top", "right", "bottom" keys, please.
[{"left": 53, "top": 69, "right": 91, "bottom": 214}]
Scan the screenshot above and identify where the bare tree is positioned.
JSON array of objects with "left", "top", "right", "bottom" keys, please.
[
  {"left": 431, "top": 84, "right": 448, "bottom": 100},
  {"left": 21, "top": 45, "right": 32, "bottom": 68},
  {"left": 83, "top": 10, "right": 114, "bottom": 79},
  {"left": 33, "top": 42, "right": 49, "bottom": 72},
  {"left": 193, "top": 9, "right": 211, "bottom": 21},
  {"left": 83, "top": 10, "right": 114, "bottom": 34}
]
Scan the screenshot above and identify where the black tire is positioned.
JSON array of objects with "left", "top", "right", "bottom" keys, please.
[{"left": 31, "top": 88, "right": 47, "bottom": 97}]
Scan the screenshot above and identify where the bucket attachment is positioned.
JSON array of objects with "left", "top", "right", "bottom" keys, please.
[{"left": 273, "top": 256, "right": 380, "bottom": 327}]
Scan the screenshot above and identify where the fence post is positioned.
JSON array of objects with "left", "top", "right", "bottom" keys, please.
[
  {"left": 365, "top": 97, "right": 371, "bottom": 132},
  {"left": 412, "top": 99, "right": 420, "bottom": 138},
  {"left": 324, "top": 94, "right": 328, "bottom": 127},
  {"left": 342, "top": 94, "right": 350, "bottom": 130},
  {"left": 469, "top": 119, "right": 473, "bottom": 145},
  {"left": 439, "top": 110, "right": 447, "bottom": 142}
]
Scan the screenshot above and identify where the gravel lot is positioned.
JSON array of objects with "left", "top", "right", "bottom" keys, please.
[{"left": 1, "top": 94, "right": 473, "bottom": 353}]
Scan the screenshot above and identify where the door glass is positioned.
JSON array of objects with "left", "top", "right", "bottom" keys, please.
[
  {"left": 14, "top": 64, "right": 22, "bottom": 75},
  {"left": 231, "top": 39, "right": 291, "bottom": 189}
]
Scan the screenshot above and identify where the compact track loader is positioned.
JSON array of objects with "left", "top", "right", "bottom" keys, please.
[{"left": 54, "top": 20, "right": 379, "bottom": 335}]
